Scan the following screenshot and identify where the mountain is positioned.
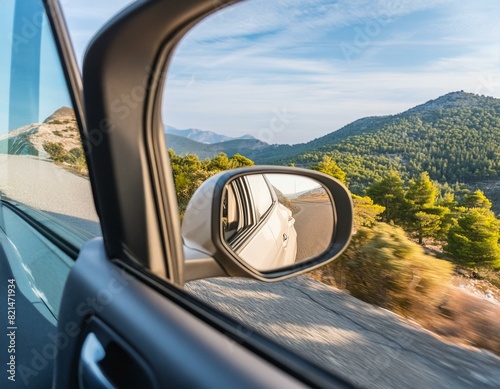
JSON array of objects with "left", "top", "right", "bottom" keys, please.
[
  {"left": 252, "top": 92, "right": 500, "bottom": 194},
  {"left": 164, "top": 125, "right": 257, "bottom": 144},
  {"left": 43, "top": 106, "right": 75, "bottom": 124},
  {"left": 406, "top": 91, "right": 497, "bottom": 114},
  {"left": 0, "top": 106, "right": 81, "bottom": 157},
  {"left": 166, "top": 92, "right": 500, "bottom": 204},
  {"left": 8, "top": 94, "right": 500, "bottom": 211},
  {"left": 295, "top": 186, "right": 328, "bottom": 201}
]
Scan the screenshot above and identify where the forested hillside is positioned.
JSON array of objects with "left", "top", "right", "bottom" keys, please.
[{"left": 257, "top": 92, "right": 500, "bottom": 197}]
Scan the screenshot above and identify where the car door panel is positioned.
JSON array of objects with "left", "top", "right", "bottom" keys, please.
[
  {"left": 54, "top": 238, "right": 309, "bottom": 388},
  {"left": 0, "top": 241, "right": 55, "bottom": 388}
]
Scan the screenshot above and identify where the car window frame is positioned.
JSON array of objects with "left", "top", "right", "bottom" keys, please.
[{"left": 50, "top": 0, "right": 355, "bottom": 387}]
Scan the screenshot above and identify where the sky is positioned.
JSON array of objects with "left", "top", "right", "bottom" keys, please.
[
  {"left": 0, "top": 1, "right": 73, "bottom": 133},
  {"left": 61, "top": 0, "right": 500, "bottom": 144},
  {"left": 266, "top": 173, "right": 322, "bottom": 196}
]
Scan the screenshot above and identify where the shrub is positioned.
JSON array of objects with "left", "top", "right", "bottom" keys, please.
[
  {"left": 64, "top": 147, "right": 87, "bottom": 172},
  {"left": 431, "top": 288, "right": 500, "bottom": 355},
  {"left": 43, "top": 141, "right": 66, "bottom": 162},
  {"left": 313, "top": 223, "right": 453, "bottom": 317}
]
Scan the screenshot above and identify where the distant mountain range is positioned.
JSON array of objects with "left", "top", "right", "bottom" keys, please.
[
  {"left": 165, "top": 93, "right": 500, "bottom": 185},
  {"left": 164, "top": 133, "right": 268, "bottom": 160},
  {"left": 164, "top": 125, "right": 267, "bottom": 159},
  {"left": 262, "top": 91, "right": 500, "bottom": 183},
  {"left": 164, "top": 125, "right": 257, "bottom": 144},
  {"left": 258, "top": 91, "right": 500, "bottom": 212}
]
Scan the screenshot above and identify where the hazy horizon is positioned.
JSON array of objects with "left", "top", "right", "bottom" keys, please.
[{"left": 164, "top": 89, "right": 496, "bottom": 145}]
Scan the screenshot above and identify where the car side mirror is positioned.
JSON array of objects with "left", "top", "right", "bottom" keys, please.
[{"left": 181, "top": 167, "right": 353, "bottom": 282}]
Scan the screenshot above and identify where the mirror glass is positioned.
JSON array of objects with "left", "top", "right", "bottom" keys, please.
[{"left": 221, "top": 173, "right": 334, "bottom": 271}]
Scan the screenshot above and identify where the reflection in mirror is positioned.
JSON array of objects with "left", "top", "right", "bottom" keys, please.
[{"left": 221, "top": 173, "right": 334, "bottom": 271}]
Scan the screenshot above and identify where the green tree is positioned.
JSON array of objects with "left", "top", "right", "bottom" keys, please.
[
  {"left": 446, "top": 208, "right": 500, "bottom": 269},
  {"left": 228, "top": 153, "right": 254, "bottom": 168},
  {"left": 169, "top": 150, "right": 256, "bottom": 219},
  {"left": 436, "top": 193, "right": 460, "bottom": 239},
  {"left": 352, "top": 194, "right": 385, "bottom": 230},
  {"left": 406, "top": 172, "right": 445, "bottom": 244},
  {"left": 63, "top": 147, "right": 87, "bottom": 173},
  {"left": 207, "top": 152, "right": 231, "bottom": 171},
  {"left": 462, "top": 189, "right": 492, "bottom": 209},
  {"left": 169, "top": 151, "right": 211, "bottom": 218},
  {"left": 407, "top": 172, "right": 436, "bottom": 208},
  {"left": 310, "top": 155, "right": 347, "bottom": 184},
  {"left": 411, "top": 210, "right": 443, "bottom": 244},
  {"left": 366, "top": 171, "right": 407, "bottom": 225}
]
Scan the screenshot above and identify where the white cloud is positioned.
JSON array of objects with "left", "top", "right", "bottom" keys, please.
[
  {"left": 163, "top": 0, "right": 500, "bottom": 144},
  {"left": 60, "top": 0, "right": 500, "bottom": 144},
  {"left": 164, "top": 63, "right": 498, "bottom": 144}
]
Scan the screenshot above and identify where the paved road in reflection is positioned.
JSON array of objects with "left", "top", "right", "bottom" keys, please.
[{"left": 292, "top": 199, "right": 333, "bottom": 261}]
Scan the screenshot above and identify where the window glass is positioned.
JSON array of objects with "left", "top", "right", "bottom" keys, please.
[
  {"left": 0, "top": 0, "right": 99, "bottom": 320},
  {"left": 166, "top": 1, "right": 500, "bottom": 387},
  {"left": 222, "top": 183, "right": 240, "bottom": 240},
  {"left": 246, "top": 175, "right": 273, "bottom": 220}
]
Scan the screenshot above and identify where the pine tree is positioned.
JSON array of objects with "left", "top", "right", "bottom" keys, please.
[
  {"left": 406, "top": 172, "right": 444, "bottom": 244},
  {"left": 366, "top": 171, "right": 407, "bottom": 225},
  {"left": 407, "top": 172, "right": 436, "bottom": 208},
  {"left": 462, "top": 189, "right": 492, "bottom": 209},
  {"left": 310, "top": 155, "right": 347, "bottom": 184},
  {"left": 352, "top": 194, "right": 385, "bottom": 229},
  {"left": 446, "top": 207, "right": 500, "bottom": 268}
]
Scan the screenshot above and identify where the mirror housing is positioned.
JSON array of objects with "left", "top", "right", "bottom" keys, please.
[{"left": 182, "top": 166, "right": 353, "bottom": 282}]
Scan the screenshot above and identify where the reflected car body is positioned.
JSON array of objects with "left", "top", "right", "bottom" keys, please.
[{"left": 223, "top": 174, "right": 298, "bottom": 270}]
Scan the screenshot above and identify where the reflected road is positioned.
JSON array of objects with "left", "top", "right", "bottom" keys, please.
[{"left": 293, "top": 199, "right": 333, "bottom": 261}]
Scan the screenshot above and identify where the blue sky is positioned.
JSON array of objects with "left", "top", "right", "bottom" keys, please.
[
  {"left": 0, "top": 1, "right": 72, "bottom": 132},
  {"left": 62, "top": 0, "right": 500, "bottom": 144}
]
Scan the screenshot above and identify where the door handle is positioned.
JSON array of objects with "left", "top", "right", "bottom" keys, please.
[
  {"left": 283, "top": 233, "right": 289, "bottom": 247},
  {"left": 79, "top": 332, "right": 116, "bottom": 389}
]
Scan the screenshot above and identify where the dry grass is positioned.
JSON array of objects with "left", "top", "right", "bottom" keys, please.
[
  {"left": 424, "top": 287, "right": 500, "bottom": 355},
  {"left": 309, "top": 269, "right": 500, "bottom": 355},
  {"left": 308, "top": 223, "right": 500, "bottom": 356}
]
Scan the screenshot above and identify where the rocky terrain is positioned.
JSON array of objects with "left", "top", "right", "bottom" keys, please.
[
  {"left": 29, "top": 107, "right": 81, "bottom": 157},
  {"left": 1, "top": 107, "right": 81, "bottom": 159}
]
